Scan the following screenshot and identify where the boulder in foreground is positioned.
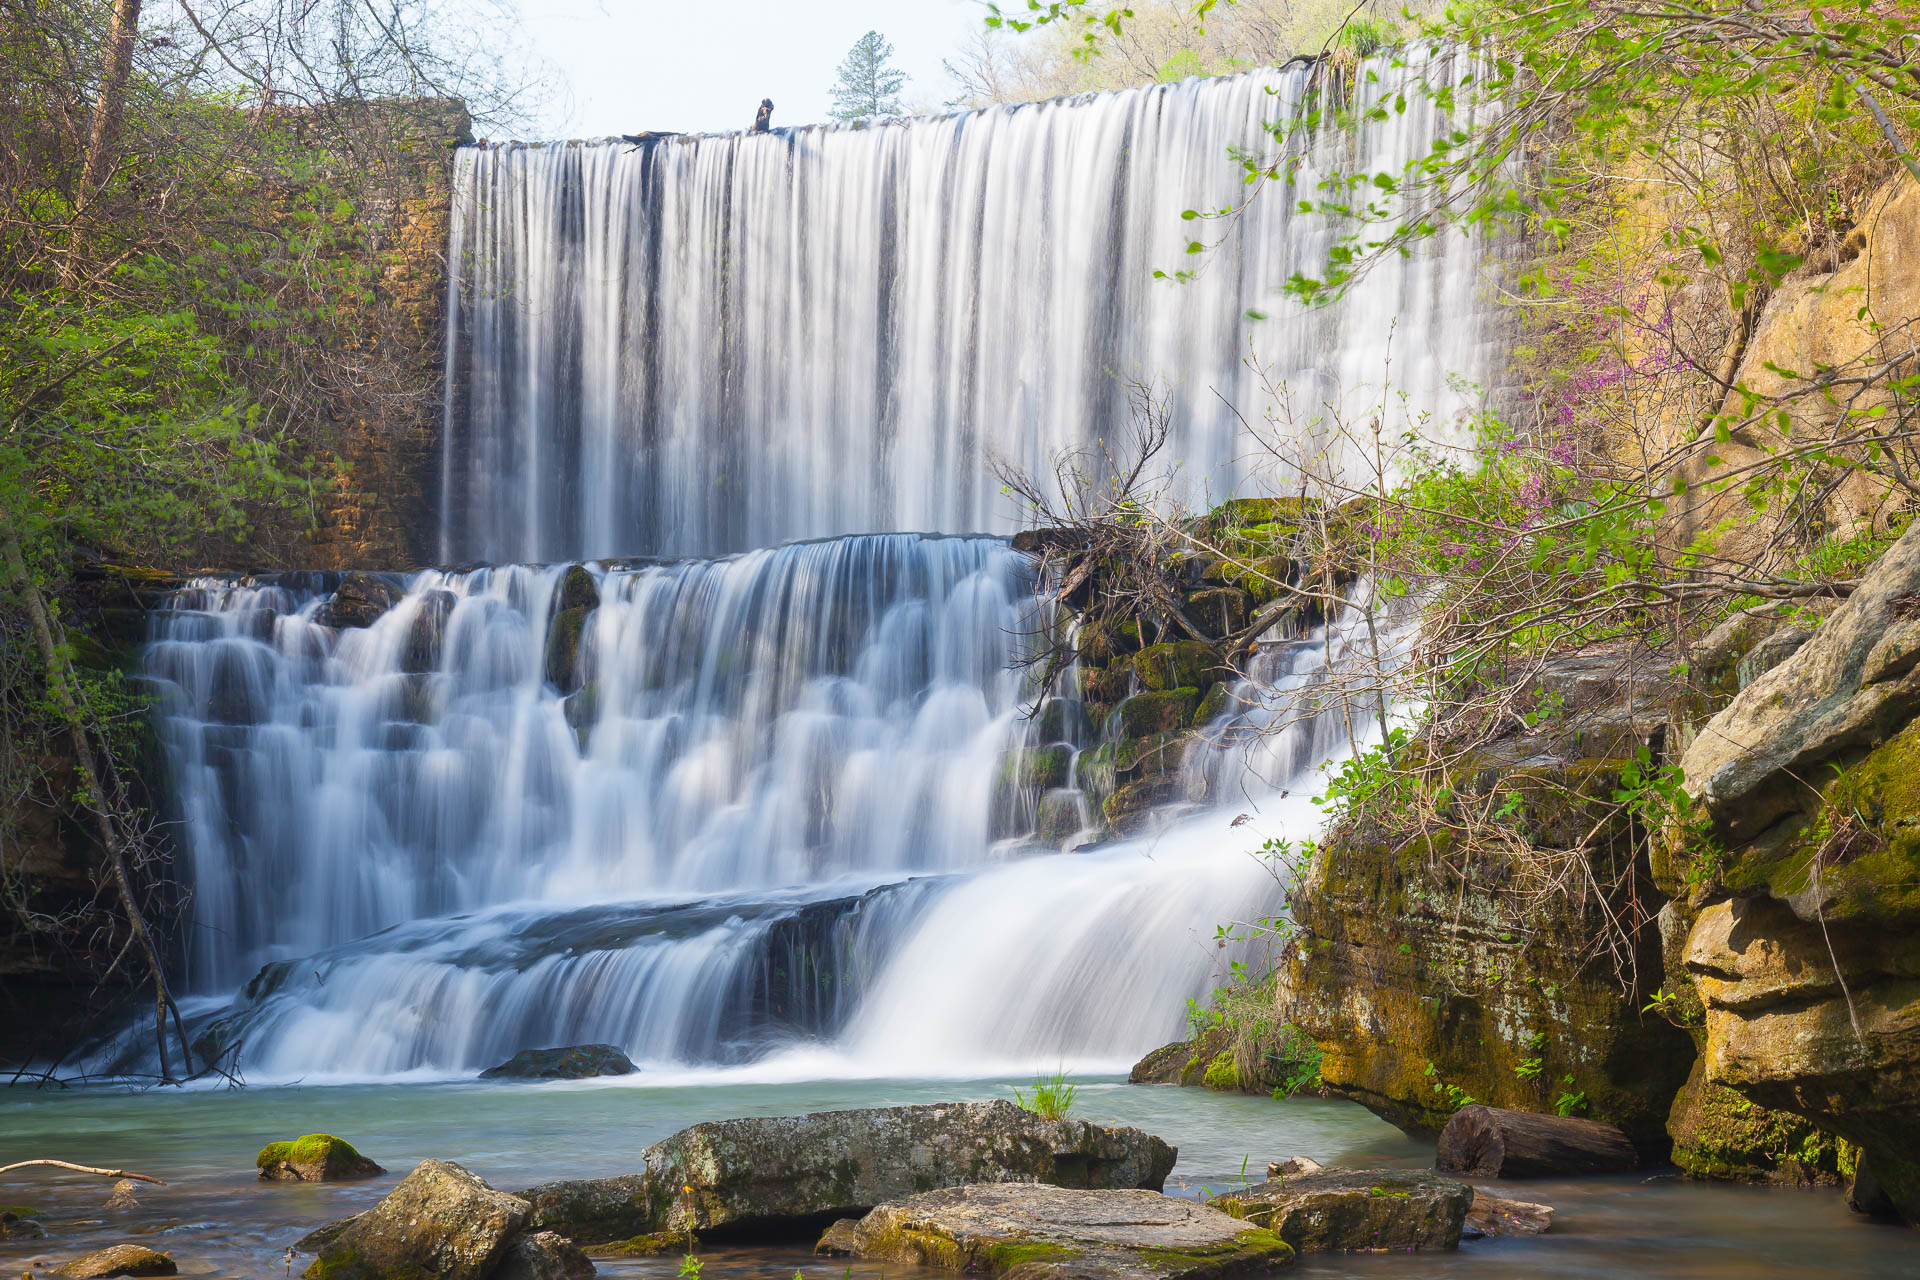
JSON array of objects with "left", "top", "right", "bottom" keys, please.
[
  {"left": 479, "top": 1045, "right": 636, "bottom": 1081},
  {"left": 1436, "top": 1105, "right": 1637, "bottom": 1179},
  {"left": 1462, "top": 1189, "right": 1553, "bottom": 1239},
  {"left": 258, "top": 1133, "right": 385, "bottom": 1182},
  {"left": 644, "top": 1099, "right": 1176, "bottom": 1238},
  {"left": 1212, "top": 1168, "right": 1472, "bottom": 1254},
  {"left": 515, "top": 1174, "right": 652, "bottom": 1246},
  {"left": 304, "top": 1159, "right": 531, "bottom": 1280},
  {"left": 816, "top": 1184, "right": 1293, "bottom": 1277},
  {"left": 55, "top": 1245, "right": 177, "bottom": 1278}
]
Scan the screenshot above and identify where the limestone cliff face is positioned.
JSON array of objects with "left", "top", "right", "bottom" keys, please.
[
  {"left": 1273, "top": 654, "right": 1696, "bottom": 1153},
  {"left": 1674, "top": 175, "right": 1920, "bottom": 564},
  {"left": 1675, "top": 521, "right": 1920, "bottom": 1222}
]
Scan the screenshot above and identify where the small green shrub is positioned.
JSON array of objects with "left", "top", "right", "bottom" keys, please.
[{"left": 1014, "top": 1068, "right": 1078, "bottom": 1120}]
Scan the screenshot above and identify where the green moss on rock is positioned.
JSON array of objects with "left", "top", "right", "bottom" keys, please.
[
  {"left": 1668, "top": 1059, "right": 1847, "bottom": 1185},
  {"left": 1133, "top": 642, "right": 1224, "bottom": 693}
]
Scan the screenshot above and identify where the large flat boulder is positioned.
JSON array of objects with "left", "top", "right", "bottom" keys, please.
[
  {"left": 643, "top": 1099, "right": 1176, "bottom": 1238},
  {"left": 816, "top": 1184, "right": 1293, "bottom": 1278},
  {"left": 304, "top": 1159, "right": 531, "bottom": 1280},
  {"left": 1211, "top": 1168, "right": 1471, "bottom": 1253}
]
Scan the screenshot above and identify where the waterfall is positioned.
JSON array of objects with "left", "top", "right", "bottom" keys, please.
[
  {"left": 133, "top": 535, "right": 1387, "bottom": 1079},
  {"left": 441, "top": 48, "right": 1495, "bottom": 563},
  {"left": 122, "top": 53, "right": 1495, "bottom": 1081}
]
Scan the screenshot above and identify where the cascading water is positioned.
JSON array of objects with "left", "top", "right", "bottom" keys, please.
[
  {"left": 133, "top": 538, "right": 1390, "bottom": 1079},
  {"left": 441, "top": 48, "right": 1495, "bottom": 563},
  {"left": 125, "top": 53, "right": 1491, "bottom": 1081}
]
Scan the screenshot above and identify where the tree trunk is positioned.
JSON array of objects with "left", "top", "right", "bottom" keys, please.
[
  {"left": 1435, "top": 1105, "right": 1638, "bottom": 1179},
  {"left": 0, "top": 523, "right": 191, "bottom": 1080},
  {"left": 77, "top": 0, "right": 144, "bottom": 210}
]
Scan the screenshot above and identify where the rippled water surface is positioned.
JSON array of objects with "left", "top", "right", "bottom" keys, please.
[{"left": 3, "top": 1077, "right": 1911, "bottom": 1278}]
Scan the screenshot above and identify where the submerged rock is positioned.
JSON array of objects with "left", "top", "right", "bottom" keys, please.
[
  {"left": 0, "top": 1208, "right": 46, "bottom": 1241},
  {"left": 1212, "top": 1168, "right": 1472, "bottom": 1254},
  {"left": 1461, "top": 1189, "right": 1553, "bottom": 1239},
  {"left": 644, "top": 1099, "right": 1176, "bottom": 1238},
  {"left": 318, "top": 572, "right": 406, "bottom": 628},
  {"left": 103, "top": 1179, "right": 140, "bottom": 1209},
  {"left": 258, "top": 1133, "right": 385, "bottom": 1182},
  {"left": 303, "top": 1159, "right": 531, "bottom": 1280},
  {"left": 493, "top": 1230, "right": 596, "bottom": 1280},
  {"left": 55, "top": 1244, "right": 177, "bottom": 1278},
  {"left": 479, "top": 1044, "right": 637, "bottom": 1081},
  {"left": 816, "top": 1184, "right": 1292, "bottom": 1277}
]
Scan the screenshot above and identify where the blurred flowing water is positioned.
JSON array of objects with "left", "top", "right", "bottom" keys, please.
[
  {"left": 128, "top": 533, "right": 1378, "bottom": 1080},
  {"left": 440, "top": 49, "right": 1496, "bottom": 562}
]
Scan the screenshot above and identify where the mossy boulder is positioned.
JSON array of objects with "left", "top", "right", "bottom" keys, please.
[
  {"left": 545, "top": 606, "right": 590, "bottom": 692},
  {"left": 1214, "top": 1168, "right": 1473, "bottom": 1254},
  {"left": 304, "top": 1159, "right": 530, "bottom": 1280},
  {"left": 1194, "top": 682, "right": 1241, "bottom": 725},
  {"left": 54, "top": 1245, "right": 177, "bottom": 1278},
  {"left": 554, "top": 564, "right": 600, "bottom": 615},
  {"left": 1115, "top": 689, "right": 1200, "bottom": 739},
  {"left": 1133, "top": 641, "right": 1225, "bottom": 693},
  {"left": 820, "top": 1184, "right": 1293, "bottom": 1277},
  {"left": 257, "top": 1133, "right": 384, "bottom": 1182},
  {"left": 1128, "top": 1027, "right": 1231, "bottom": 1087}
]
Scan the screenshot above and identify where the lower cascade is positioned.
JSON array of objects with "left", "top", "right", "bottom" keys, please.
[{"left": 130, "top": 532, "right": 1363, "bottom": 1080}]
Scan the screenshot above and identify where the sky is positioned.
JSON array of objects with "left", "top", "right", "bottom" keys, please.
[{"left": 511, "top": 0, "right": 990, "bottom": 138}]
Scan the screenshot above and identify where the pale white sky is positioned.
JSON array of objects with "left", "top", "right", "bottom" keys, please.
[{"left": 515, "top": 0, "right": 989, "bottom": 138}]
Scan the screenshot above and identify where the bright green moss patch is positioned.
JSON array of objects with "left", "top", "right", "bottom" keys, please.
[
  {"left": 0, "top": 1206, "right": 43, "bottom": 1218},
  {"left": 257, "top": 1133, "right": 367, "bottom": 1170},
  {"left": 984, "top": 1240, "right": 1082, "bottom": 1270},
  {"left": 583, "top": 1233, "right": 684, "bottom": 1258},
  {"left": 1202, "top": 1051, "right": 1239, "bottom": 1092}
]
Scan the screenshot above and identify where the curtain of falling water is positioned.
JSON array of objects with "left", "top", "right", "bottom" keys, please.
[
  {"left": 440, "top": 49, "right": 1495, "bottom": 563},
  {"left": 143, "top": 537, "right": 1029, "bottom": 997}
]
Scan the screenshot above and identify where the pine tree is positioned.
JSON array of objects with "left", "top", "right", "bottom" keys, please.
[{"left": 829, "top": 30, "right": 908, "bottom": 122}]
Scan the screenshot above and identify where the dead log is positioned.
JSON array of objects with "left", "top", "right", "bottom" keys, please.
[{"left": 1435, "top": 1105, "right": 1638, "bottom": 1179}]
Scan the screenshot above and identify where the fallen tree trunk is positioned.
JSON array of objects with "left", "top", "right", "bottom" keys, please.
[
  {"left": 1436, "top": 1105, "right": 1638, "bottom": 1179},
  {"left": 0, "top": 1160, "right": 166, "bottom": 1186}
]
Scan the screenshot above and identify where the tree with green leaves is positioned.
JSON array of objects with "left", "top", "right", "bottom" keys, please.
[
  {"left": 0, "top": 0, "right": 537, "bottom": 1081},
  {"left": 830, "top": 29, "right": 910, "bottom": 121}
]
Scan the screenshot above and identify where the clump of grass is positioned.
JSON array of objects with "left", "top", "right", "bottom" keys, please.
[{"left": 1013, "top": 1068, "right": 1078, "bottom": 1120}]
